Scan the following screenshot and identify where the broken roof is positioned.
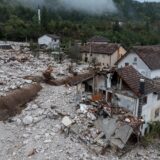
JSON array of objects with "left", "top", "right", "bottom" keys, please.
[
  {"left": 87, "top": 36, "right": 109, "bottom": 43},
  {"left": 116, "top": 65, "right": 160, "bottom": 96},
  {"left": 81, "top": 43, "right": 120, "bottom": 55},
  {"left": 116, "top": 45, "right": 160, "bottom": 70}
]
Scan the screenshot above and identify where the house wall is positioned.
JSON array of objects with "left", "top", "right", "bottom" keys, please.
[
  {"left": 114, "top": 93, "right": 138, "bottom": 114},
  {"left": 82, "top": 52, "right": 111, "bottom": 66},
  {"left": 38, "top": 35, "right": 52, "bottom": 46},
  {"left": 96, "top": 75, "right": 106, "bottom": 91},
  {"left": 140, "top": 93, "right": 160, "bottom": 135},
  {"left": 50, "top": 39, "right": 60, "bottom": 49},
  {"left": 117, "top": 52, "right": 151, "bottom": 78},
  {"left": 142, "top": 93, "right": 160, "bottom": 122}
]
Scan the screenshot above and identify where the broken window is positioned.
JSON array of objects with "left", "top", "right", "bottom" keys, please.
[{"left": 155, "top": 108, "right": 160, "bottom": 118}]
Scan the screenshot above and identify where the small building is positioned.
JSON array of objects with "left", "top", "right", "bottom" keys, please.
[
  {"left": 38, "top": 34, "right": 60, "bottom": 49},
  {"left": 81, "top": 43, "right": 126, "bottom": 67},
  {"left": 116, "top": 45, "right": 160, "bottom": 79}
]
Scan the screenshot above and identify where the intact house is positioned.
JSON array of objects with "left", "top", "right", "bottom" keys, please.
[
  {"left": 81, "top": 43, "right": 126, "bottom": 68},
  {"left": 116, "top": 45, "right": 160, "bottom": 79},
  {"left": 38, "top": 34, "right": 60, "bottom": 49},
  {"left": 81, "top": 66, "right": 160, "bottom": 135}
]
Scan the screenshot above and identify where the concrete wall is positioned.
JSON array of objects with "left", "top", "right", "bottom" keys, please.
[
  {"left": 114, "top": 93, "right": 137, "bottom": 114},
  {"left": 117, "top": 52, "right": 151, "bottom": 78}
]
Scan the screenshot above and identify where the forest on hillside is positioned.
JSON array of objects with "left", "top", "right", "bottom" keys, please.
[{"left": 0, "top": 0, "right": 160, "bottom": 47}]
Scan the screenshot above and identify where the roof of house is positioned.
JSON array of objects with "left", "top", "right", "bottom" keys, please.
[
  {"left": 87, "top": 36, "right": 109, "bottom": 43},
  {"left": 43, "top": 34, "right": 60, "bottom": 39},
  {"left": 116, "top": 45, "right": 160, "bottom": 70},
  {"left": 116, "top": 65, "right": 160, "bottom": 96},
  {"left": 81, "top": 43, "right": 120, "bottom": 55}
]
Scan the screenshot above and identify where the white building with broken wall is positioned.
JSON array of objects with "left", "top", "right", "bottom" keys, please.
[{"left": 81, "top": 66, "right": 160, "bottom": 135}]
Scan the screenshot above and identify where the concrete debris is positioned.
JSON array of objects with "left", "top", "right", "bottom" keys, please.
[
  {"left": 62, "top": 116, "right": 73, "bottom": 127},
  {"left": 0, "top": 47, "right": 158, "bottom": 160},
  {"left": 28, "top": 148, "right": 37, "bottom": 157},
  {"left": 23, "top": 116, "right": 33, "bottom": 125}
]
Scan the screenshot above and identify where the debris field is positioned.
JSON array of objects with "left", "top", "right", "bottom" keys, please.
[{"left": 0, "top": 48, "right": 160, "bottom": 160}]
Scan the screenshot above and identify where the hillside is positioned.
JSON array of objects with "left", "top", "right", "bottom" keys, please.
[{"left": 0, "top": 0, "right": 160, "bottom": 47}]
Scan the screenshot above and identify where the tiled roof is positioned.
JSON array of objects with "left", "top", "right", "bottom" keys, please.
[
  {"left": 132, "top": 46, "right": 160, "bottom": 70},
  {"left": 116, "top": 45, "right": 160, "bottom": 70},
  {"left": 116, "top": 66, "right": 160, "bottom": 96},
  {"left": 87, "top": 36, "right": 109, "bottom": 43},
  {"left": 81, "top": 43, "right": 120, "bottom": 55}
]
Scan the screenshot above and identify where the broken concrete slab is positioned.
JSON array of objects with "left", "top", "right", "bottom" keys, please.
[
  {"left": 62, "top": 116, "right": 73, "bottom": 127},
  {"left": 110, "top": 124, "right": 133, "bottom": 149}
]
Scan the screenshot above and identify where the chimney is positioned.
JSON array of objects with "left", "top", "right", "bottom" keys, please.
[
  {"left": 139, "top": 78, "right": 145, "bottom": 94},
  {"left": 38, "top": 7, "right": 41, "bottom": 25}
]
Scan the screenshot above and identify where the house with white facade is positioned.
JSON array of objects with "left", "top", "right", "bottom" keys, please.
[
  {"left": 116, "top": 45, "right": 160, "bottom": 79},
  {"left": 38, "top": 34, "right": 60, "bottom": 49},
  {"left": 81, "top": 43, "right": 126, "bottom": 67}
]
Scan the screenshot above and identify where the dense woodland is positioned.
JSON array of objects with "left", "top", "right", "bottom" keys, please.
[{"left": 0, "top": 0, "right": 160, "bottom": 47}]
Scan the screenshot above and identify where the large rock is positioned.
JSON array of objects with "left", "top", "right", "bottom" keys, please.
[{"left": 23, "top": 116, "right": 33, "bottom": 125}]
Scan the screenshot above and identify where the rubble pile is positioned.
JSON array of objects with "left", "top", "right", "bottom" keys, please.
[
  {"left": 61, "top": 100, "right": 144, "bottom": 154},
  {"left": 0, "top": 50, "right": 86, "bottom": 95}
]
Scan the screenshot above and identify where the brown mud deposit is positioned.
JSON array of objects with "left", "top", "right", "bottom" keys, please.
[{"left": 0, "top": 83, "right": 42, "bottom": 121}]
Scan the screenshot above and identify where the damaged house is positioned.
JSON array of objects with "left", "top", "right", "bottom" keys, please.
[
  {"left": 81, "top": 42, "right": 126, "bottom": 68},
  {"left": 81, "top": 66, "right": 160, "bottom": 135},
  {"left": 106, "top": 66, "right": 160, "bottom": 135},
  {"left": 116, "top": 45, "right": 160, "bottom": 79}
]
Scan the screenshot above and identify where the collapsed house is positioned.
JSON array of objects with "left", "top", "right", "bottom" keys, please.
[{"left": 77, "top": 66, "right": 160, "bottom": 135}]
